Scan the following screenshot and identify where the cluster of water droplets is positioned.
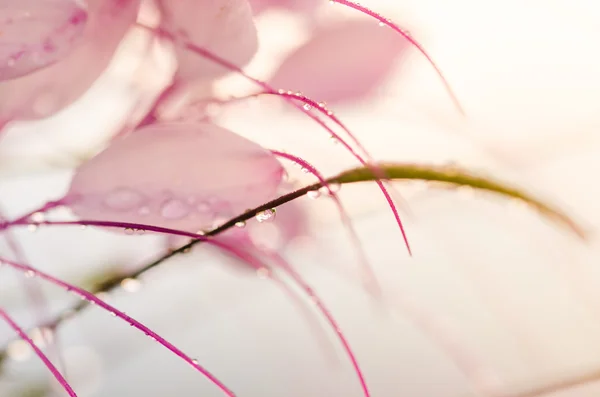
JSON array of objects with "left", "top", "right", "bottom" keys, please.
[{"left": 100, "top": 187, "right": 240, "bottom": 223}]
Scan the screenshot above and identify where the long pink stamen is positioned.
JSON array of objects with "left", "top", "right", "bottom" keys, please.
[
  {"left": 271, "top": 150, "right": 380, "bottom": 293},
  {"left": 136, "top": 22, "right": 412, "bottom": 255},
  {"left": 207, "top": 240, "right": 371, "bottom": 397},
  {"left": 269, "top": 252, "right": 371, "bottom": 397},
  {"left": 0, "top": 257, "right": 236, "bottom": 397},
  {"left": 330, "top": 0, "right": 465, "bottom": 116},
  {"left": 0, "top": 206, "right": 66, "bottom": 375},
  {"left": 0, "top": 307, "right": 77, "bottom": 397}
]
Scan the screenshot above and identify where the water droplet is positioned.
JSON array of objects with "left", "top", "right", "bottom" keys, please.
[
  {"left": 378, "top": 21, "right": 385, "bottom": 27},
  {"left": 7, "top": 340, "right": 32, "bottom": 361},
  {"left": 307, "top": 190, "right": 321, "bottom": 199},
  {"left": 256, "top": 209, "right": 276, "bottom": 223},
  {"left": 196, "top": 201, "right": 211, "bottom": 213},
  {"left": 110, "top": 312, "right": 117, "bottom": 317},
  {"left": 104, "top": 188, "right": 145, "bottom": 211},
  {"left": 124, "top": 228, "right": 135, "bottom": 235},
  {"left": 80, "top": 225, "right": 87, "bottom": 230},
  {"left": 25, "top": 270, "right": 35, "bottom": 278},
  {"left": 235, "top": 221, "right": 246, "bottom": 228},
  {"left": 30, "top": 212, "right": 45, "bottom": 222},
  {"left": 329, "top": 135, "right": 339, "bottom": 144},
  {"left": 191, "top": 359, "right": 199, "bottom": 365},
  {"left": 256, "top": 268, "right": 270, "bottom": 279},
  {"left": 27, "top": 224, "right": 38, "bottom": 232},
  {"left": 121, "top": 278, "right": 142, "bottom": 292},
  {"left": 161, "top": 198, "right": 190, "bottom": 219},
  {"left": 303, "top": 103, "right": 312, "bottom": 111}
]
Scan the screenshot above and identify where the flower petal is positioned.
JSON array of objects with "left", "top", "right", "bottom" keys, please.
[
  {"left": 0, "top": 0, "right": 88, "bottom": 81},
  {"left": 0, "top": 0, "right": 140, "bottom": 120},
  {"left": 157, "top": 0, "right": 258, "bottom": 82},
  {"left": 66, "top": 122, "right": 284, "bottom": 233},
  {"left": 269, "top": 20, "right": 408, "bottom": 104}
]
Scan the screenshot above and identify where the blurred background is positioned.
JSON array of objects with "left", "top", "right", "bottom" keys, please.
[{"left": 2, "top": 0, "right": 600, "bottom": 396}]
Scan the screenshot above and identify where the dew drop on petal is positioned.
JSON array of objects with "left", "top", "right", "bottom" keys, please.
[
  {"left": 196, "top": 201, "right": 211, "bottom": 213},
  {"left": 0, "top": 0, "right": 89, "bottom": 81},
  {"left": 66, "top": 122, "right": 284, "bottom": 234},
  {"left": 160, "top": 198, "right": 190, "bottom": 220},
  {"left": 103, "top": 187, "right": 145, "bottom": 211}
]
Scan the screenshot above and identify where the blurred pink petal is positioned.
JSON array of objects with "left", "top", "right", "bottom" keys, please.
[
  {"left": 0, "top": 0, "right": 88, "bottom": 81},
  {"left": 248, "top": 0, "right": 320, "bottom": 15},
  {"left": 269, "top": 20, "right": 408, "bottom": 104},
  {"left": 157, "top": 0, "right": 258, "bottom": 83},
  {"left": 0, "top": 0, "right": 140, "bottom": 120},
  {"left": 66, "top": 122, "right": 284, "bottom": 233}
]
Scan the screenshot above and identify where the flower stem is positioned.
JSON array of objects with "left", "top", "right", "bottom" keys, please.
[{"left": 0, "top": 163, "right": 584, "bottom": 363}]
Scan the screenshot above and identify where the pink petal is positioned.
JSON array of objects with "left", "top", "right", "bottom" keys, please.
[
  {"left": 0, "top": 0, "right": 88, "bottom": 81},
  {"left": 269, "top": 20, "right": 408, "bottom": 104},
  {"left": 0, "top": 0, "right": 140, "bottom": 120},
  {"left": 157, "top": 0, "right": 258, "bottom": 82},
  {"left": 66, "top": 122, "right": 284, "bottom": 233}
]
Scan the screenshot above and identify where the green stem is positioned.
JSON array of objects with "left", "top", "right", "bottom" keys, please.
[{"left": 0, "top": 163, "right": 585, "bottom": 367}]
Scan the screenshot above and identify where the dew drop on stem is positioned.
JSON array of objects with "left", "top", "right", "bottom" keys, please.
[
  {"left": 307, "top": 190, "right": 321, "bottom": 199},
  {"left": 255, "top": 209, "right": 276, "bottom": 223}
]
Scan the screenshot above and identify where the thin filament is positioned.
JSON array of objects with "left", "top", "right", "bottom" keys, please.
[
  {"left": 137, "top": 22, "right": 412, "bottom": 255},
  {"left": 271, "top": 150, "right": 380, "bottom": 293},
  {"left": 269, "top": 252, "right": 371, "bottom": 397},
  {"left": 208, "top": 239, "right": 371, "bottom": 397},
  {"left": 0, "top": 307, "right": 77, "bottom": 397},
  {"left": 0, "top": 257, "right": 236, "bottom": 397}
]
